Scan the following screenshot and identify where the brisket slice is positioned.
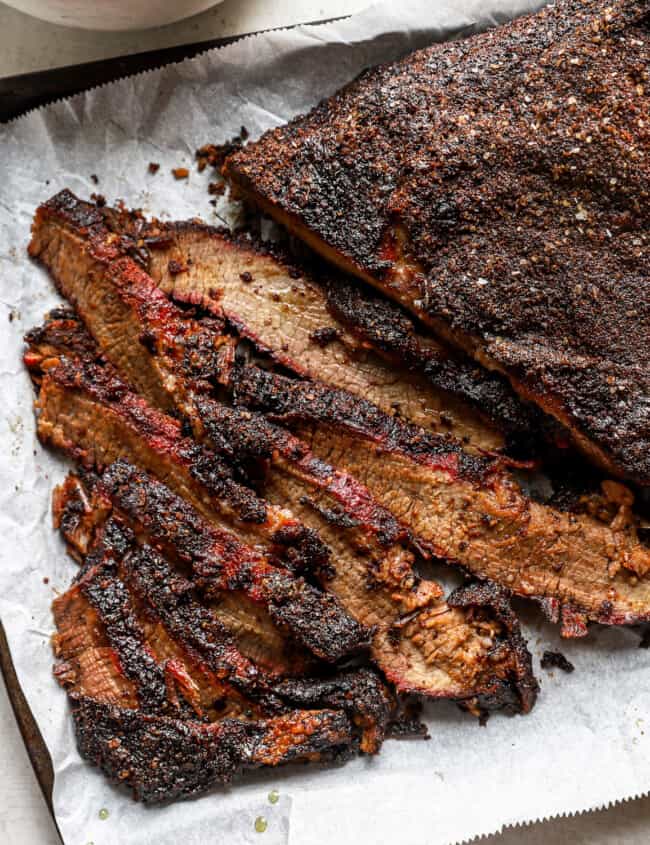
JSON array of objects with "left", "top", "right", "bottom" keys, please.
[
  {"left": 30, "top": 310, "right": 537, "bottom": 711},
  {"left": 27, "top": 341, "right": 369, "bottom": 665},
  {"left": 29, "top": 190, "right": 504, "bottom": 453},
  {"left": 143, "top": 219, "right": 517, "bottom": 452},
  {"left": 231, "top": 365, "right": 650, "bottom": 636},
  {"left": 52, "top": 533, "right": 373, "bottom": 801},
  {"left": 225, "top": 0, "right": 650, "bottom": 485},
  {"left": 71, "top": 697, "right": 352, "bottom": 803},
  {"left": 54, "top": 483, "right": 393, "bottom": 752},
  {"left": 192, "top": 393, "right": 537, "bottom": 710},
  {"left": 28, "top": 190, "right": 227, "bottom": 418}
]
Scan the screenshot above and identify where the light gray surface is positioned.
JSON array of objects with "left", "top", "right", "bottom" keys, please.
[
  {"left": 0, "top": 0, "right": 370, "bottom": 77},
  {"left": 0, "top": 1, "right": 648, "bottom": 842}
]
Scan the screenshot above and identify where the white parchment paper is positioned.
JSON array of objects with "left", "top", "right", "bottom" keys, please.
[{"left": 1, "top": 2, "right": 649, "bottom": 843}]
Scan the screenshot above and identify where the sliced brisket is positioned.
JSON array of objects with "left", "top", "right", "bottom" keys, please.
[
  {"left": 144, "top": 219, "right": 517, "bottom": 451},
  {"left": 52, "top": 523, "right": 375, "bottom": 800},
  {"left": 231, "top": 364, "right": 650, "bottom": 636},
  {"left": 192, "top": 393, "right": 537, "bottom": 709},
  {"left": 27, "top": 335, "right": 369, "bottom": 665},
  {"left": 30, "top": 312, "right": 535, "bottom": 710},
  {"left": 29, "top": 191, "right": 505, "bottom": 453}
]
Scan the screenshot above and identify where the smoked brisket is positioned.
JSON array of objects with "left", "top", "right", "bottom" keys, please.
[
  {"left": 225, "top": 0, "right": 650, "bottom": 484},
  {"left": 52, "top": 503, "right": 391, "bottom": 799}
]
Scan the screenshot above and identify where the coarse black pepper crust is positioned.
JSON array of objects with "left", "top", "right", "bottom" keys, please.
[
  {"left": 225, "top": 0, "right": 650, "bottom": 485},
  {"left": 70, "top": 697, "right": 354, "bottom": 802}
]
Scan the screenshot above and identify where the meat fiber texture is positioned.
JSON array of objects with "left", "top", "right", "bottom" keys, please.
[{"left": 1, "top": 2, "right": 649, "bottom": 845}]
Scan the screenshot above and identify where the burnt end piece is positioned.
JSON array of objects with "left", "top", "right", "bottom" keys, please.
[
  {"left": 448, "top": 582, "right": 539, "bottom": 714},
  {"left": 540, "top": 650, "right": 575, "bottom": 673},
  {"left": 71, "top": 697, "right": 353, "bottom": 803},
  {"left": 274, "top": 667, "right": 393, "bottom": 754}
]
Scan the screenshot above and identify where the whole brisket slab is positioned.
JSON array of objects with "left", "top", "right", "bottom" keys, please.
[{"left": 225, "top": 0, "right": 650, "bottom": 484}]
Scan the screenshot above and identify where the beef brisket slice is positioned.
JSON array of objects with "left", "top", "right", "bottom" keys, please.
[
  {"left": 144, "top": 219, "right": 512, "bottom": 451},
  {"left": 232, "top": 365, "right": 650, "bottom": 635},
  {"left": 27, "top": 341, "right": 369, "bottom": 664},
  {"left": 29, "top": 191, "right": 508, "bottom": 452},
  {"left": 192, "top": 393, "right": 537, "bottom": 709},
  {"left": 225, "top": 0, "right": 650, "bottom": 484},
  {"left": 52, "top": 556, "right": 357, "bottom": 801}
]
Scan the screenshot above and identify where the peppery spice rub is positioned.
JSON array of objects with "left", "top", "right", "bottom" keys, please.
[{"left": 225, "top": 0, "right": 650, "bottom": 486}]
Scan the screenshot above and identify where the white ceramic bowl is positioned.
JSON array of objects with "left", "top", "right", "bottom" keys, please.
[{"left": 2, "top": 0, "right": 223, "bottom": 31}]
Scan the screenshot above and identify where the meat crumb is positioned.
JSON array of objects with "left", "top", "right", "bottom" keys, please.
[
  {"left": 148, "top": 162, "right": 160, "bottom": 174},
  {"left": 90, "top": 193, "right": 106, "bottom": 207},
  {"left": 540, "top": 650, "right": 575, "bottom": 673},
  {"left": 196, "top": 126, "right": 249, "bottom": 172},
  {"left": 90, "top": 174, "right": 99, "bottom": 185},
  {"left": 172, "top": 167, "right": 189, "bottom": 180}
]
